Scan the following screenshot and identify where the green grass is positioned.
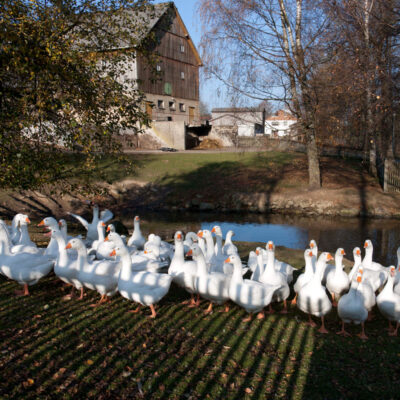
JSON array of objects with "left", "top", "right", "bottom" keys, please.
[
  {"left": 61, "top": 151, "right": 299, "bottom": 186},
  {"left": 0, "top": 242, "right": 399, "bottom": 399}
]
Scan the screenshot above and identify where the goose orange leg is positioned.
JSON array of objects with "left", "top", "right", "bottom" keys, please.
[
  {"left": 318, "top": 316, "right": 329, "bottom": 334},
  {"left": 257, "top": 311, "right": 265, "bottom": 319},
  {"left": 204, "top": 302, "right": 213, "bottom": 314},
  {"left": 336, "top": 321, "right": 351, "bottom": 337},
  {"left": 307, "top": 314, "right": 317, "bottom": 327},
  {"left": 280, "top": 300, "right": 288, "bottom": 314},
  {"left": 188, "top": 294, "right": 199, "bottom": 308},
  {"left": 291, "top": 294, "right": 297, "bottom": 306},
  {"left": 15, "top": 284, "right": 29, "bottom": 296},
  {"left": 388, "top": 322, "right": 399, "bottom": 337},
  {"left": 243, "top": 314, "right": 252, "bottom": 322},
  {"left": 78, "top": 287, "right": 84, "bottom": 300},
  {"left": 149, "top": 304, "right": 157, "bottom": 319},
  {"left": 266, "top": 304, "right": 274, "bottom": 314},
  {"left": 358, "top": 322, "right": 368, "bottom": 340},
  {"left": 129, "top": 304, "right": 142, "bottom": 314}
]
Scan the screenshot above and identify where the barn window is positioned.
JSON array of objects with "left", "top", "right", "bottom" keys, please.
[
  {"left": 180, "top": 44, "right": 185, "bottom": 53},
  {"left": 180, "top": 71, "right": 185, "bottom": 79},
  {"left": 157, "top": 100, "right": 165, "bottom": 109},
  {"left": 169, "top": 101, "right": 176, "bottom": 110},
  {"left": 179, "top": 103, "right": 186, "bottom": 112},
  {"left": 164, "top": 82, "right": 172, "bottom": 95}
]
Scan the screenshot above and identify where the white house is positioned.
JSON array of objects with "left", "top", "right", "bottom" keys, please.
[
  {"left": 264, "top": 109, "right": 297, "bottom": 137},
  {"left": 210, "top": 107, "right": 265, "bottom": 136}
]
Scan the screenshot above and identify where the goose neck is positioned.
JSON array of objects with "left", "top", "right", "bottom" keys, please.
[
  {"left": 231, "top": 259, "right": 243, "bottom": 283},
  {"left": 54, "top": 234, "right": 68, "bottom": 267},
  {"left": 119, "top": 248, "right": 133, "bottom": 281},
  {"left": 0, "top": 225, "right": 12, "bottom": 255},
  {"left": 195, "top": 253, "right": 208, "bottom": 276}
]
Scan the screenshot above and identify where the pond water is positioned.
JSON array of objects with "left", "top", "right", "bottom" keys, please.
[{"left": 128, "top": 211, "right": 400, "bottom": 266}]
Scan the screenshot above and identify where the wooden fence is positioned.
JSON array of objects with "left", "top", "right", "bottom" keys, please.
[{"left": 384, "top": 158, "right": 400, "bottom": 192}]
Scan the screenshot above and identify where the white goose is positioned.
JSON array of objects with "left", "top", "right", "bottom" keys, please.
[
  {"left": 168, "top": 231, "right": 198, "bottom": 306},
  {"left": 292, "top": 249, "right": 315, "bottom": 306},
  {"left": 198, "top": 229, "right": 229, "bottom": 274},
  {"left": 183, "top": 232, "right": 198, "bottom": 254},
  {"left": 127, "top": 216, "right": 146, "bottom": 250},
  {"left": 309, "top": 239, "right": 318, "bottom": 272},
  {"left": 68, "top": 202, "right": 113, "bottom": 244},
  {"left": 0, "top": 223, "right": 54, "bottom": 296},
  {"left": 362, "top": 239, "right": 387, "bottom": 273},
  {"left": 377, "top": 266, "right": 400, "bottom": 336},
  {"left": 191, "top": 243, "right": 231, "bottom": 314},
  {"left": 130, "top": 241, "right": 169, "bottom": 272},
  {"left": 337, "top": 272, "right": 368, "bottom": 339},
  {"left": 263, "top": 241, "right": 294, "bottom": 284},
  {"left": 66, "top": 238, "right": 120, "bottom": 305},
  {"left": 222, "top": 230, "right": 238, "bottom": 256},
  {"left": 145, "top": 233, "right": 174, "bottom": 261},
  {"left": 50, "top": 229, "right": 83, "bottom": 299},
  {"left": 250, "top": 247, "right": 265, "bottom": 282},
  {"left": 325, "top": 248, "right": 350, "bottom": 305},
  {"left": 212, "top": 226, "right": 225, "bottom": 258},
  {"left": 227, "top": 254, "right": 279, "bottom": 321},
  {"left": 7, "top": 214, "right": 21, "bottom": 245},
  {"left": 259, "top": 242, "right": 290, "bottom": 313},
  {"left": 348, "top": 248, "right": 376, "bottom": 314},
  {"left": 38, "top": 217, "right": 62, "bottom": 258},
  {"left": 112, "top": 245, "right": 173, "bottom": 319},
  {"left": 297, "top": 252, "right": 333, "bottom": 333},
  {"left": 13, "top": 214, "right": 42, "bottom": 254}
]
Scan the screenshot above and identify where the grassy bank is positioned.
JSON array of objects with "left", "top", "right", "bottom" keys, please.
[
  {"left": 2, "top": 149, "right": 389, "bottom": 219},
  {"left": 0, "top": 242, "right": 398, "bottom": 399}
]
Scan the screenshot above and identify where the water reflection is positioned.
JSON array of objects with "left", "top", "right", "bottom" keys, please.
[{"left": 120, "top": 212, "right": 400, "bottom": 266}]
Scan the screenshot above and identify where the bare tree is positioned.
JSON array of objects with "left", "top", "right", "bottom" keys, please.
[{"left": 199, "top": 0, "right": 331, "bottom": 188}]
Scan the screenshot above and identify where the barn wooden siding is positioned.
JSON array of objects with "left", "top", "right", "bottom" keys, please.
[{"left": 137, "top": 10, "right": 200, "bottom": 101}]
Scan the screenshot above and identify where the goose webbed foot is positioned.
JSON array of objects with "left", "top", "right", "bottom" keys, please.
[{"left": 15, "top": 284, "right": 29, "bottom": 296}]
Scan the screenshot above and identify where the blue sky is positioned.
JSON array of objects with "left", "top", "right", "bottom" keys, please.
[{"left": 153, "top": 0, "right": 227, "bottom": 111}]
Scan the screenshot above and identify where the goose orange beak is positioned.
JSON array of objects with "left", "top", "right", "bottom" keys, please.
[
  {"left": 256, "top": 249, "right": 260, "bottom": 255},
  {"left": 310, "top": 242, "right": 315, "bottom": 248},
  {"left": 135, "top": 216, "right": 139, "bottom": 221},
  {"left": 197, "top": 231, "right": 203, "bottom": 238},
  {"left": 38, "top": 220, "right": 45, "bottom": 227},
  {"left": 144, "top": 250, "right": 147, "bottom": 254},
  {"left": 268, "top": 243, "right": 273, "bottom": 250},
  {"left": 65, "top": 243, "right": 72, "bottom": 250},
  {"left": 187, "top": 249, "right": 193, "bottom": 256},
  {"left": 356, "top": 249, "right": 361, "bottom": 256},
  {"left": 109, "top": 249, "right": 116, "bottom": 257},
  {"left": 308, "top": 251, "right": 313, "bottom": 257},
  {"left": 357, "top": 275, "right": 362, "bottom": 283},
  {"left": 177, "top": 233, "right": 182, "bottom": 239},
  {"left": 104, "top": 236, "right": 109, "bottom": 242},
  {"left": 58, "top": 221, "right": 63, "bottom": 227},
  {"left": 211, "top": 227, "right": 216, "bottom": 233},
  {"left": 327, "top": 253, "right": 333, "bottom": 261},
  {"left": 26, "top": 217, "right": 31, "bottom": 223},
  {"left": 106, "top": 226, "right": 111, "bottom": 232},
  {"left": 101, "top": 222, "right": 106, "bottom": 227},
  {"left": 225, "top": 257, "right": 231, "bottom": 263},
  {"left": 364, "top": 241, "right": 368, "bottom": 248},
  {"left": 341, "top": 249, "right": 346, "bottom": 256}
]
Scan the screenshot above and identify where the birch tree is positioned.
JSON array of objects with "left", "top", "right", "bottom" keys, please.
[{"left": 199, "top": 0, "right": 329, "bottom": 188}]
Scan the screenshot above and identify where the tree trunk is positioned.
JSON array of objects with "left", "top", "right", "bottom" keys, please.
[{"left": 306, "top": 128, "right": 321, "bottom": 189}]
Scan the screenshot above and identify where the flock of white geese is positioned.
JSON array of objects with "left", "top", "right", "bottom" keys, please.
[{"left": 0, "top": 203, "right": 400, "bottom": 339}]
